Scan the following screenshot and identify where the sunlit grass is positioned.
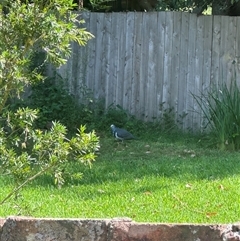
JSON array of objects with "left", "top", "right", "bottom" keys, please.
[{"left": 1, "top": 131, "right": 240, "bottom": 223}]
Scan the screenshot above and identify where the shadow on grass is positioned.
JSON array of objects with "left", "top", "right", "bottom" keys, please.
[{"left": 28, "top": 134, "right": 240, "bottom": 187}]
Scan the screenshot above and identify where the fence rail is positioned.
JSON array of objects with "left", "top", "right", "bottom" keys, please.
[{"left": 50, "top": 12, "right": 240, "bottom": 131}]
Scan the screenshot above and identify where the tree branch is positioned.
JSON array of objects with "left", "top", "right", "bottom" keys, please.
[{"left": 0, "top": 164, "right": 53, "bottom": 206}]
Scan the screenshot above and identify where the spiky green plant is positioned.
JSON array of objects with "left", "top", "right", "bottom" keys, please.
[{"left": 193, "top": 79, "right": 240, "bottom": 150}]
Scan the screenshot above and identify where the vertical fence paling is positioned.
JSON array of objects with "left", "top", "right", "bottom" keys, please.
[{"left": 54, "top": 12, "right": 240, "bottom": 131}]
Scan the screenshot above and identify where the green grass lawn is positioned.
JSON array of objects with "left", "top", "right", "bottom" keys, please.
[{"left": 1, "top": 131, "right": 240, "bottom": 223}]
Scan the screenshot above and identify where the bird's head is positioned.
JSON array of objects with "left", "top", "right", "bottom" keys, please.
[{"left": 110, "top": 124, "right": 116, "bottom": 132}]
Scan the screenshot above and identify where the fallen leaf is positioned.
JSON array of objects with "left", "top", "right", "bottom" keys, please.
[
  {"left": 206, "top": 212, "right": 217, "bottom": 218},
  {"left": 218, "top": 184, "right": 224, "bottom": 190},
  {"left": 98, "top": 189, "right": 105, "bottom": 193},
  {"left": 185, "top": 183, "right": 192, "bottom": 188},
  {"left": 144, "top": 191, "right": 152, "bottom": 195}
]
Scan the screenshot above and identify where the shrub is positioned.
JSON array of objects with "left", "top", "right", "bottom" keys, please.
[
  {"left": 193, "top": 79, "right": 240, "bottom": 150},
  {"left": 27, "top": 77, "right": 82, "bottom": 132},
  {"left": 9, "top": 77, "right": 184, "bottom": 138},
  {"left": 0, "top": 0, "right": 96, "bottom": 206},
  {"left": 0, "top": 107, "right": 100, "bottom": 204}
]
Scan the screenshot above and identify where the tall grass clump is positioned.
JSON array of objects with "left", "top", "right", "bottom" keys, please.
[{"left": 193, "top": 79, "right": 240, "bottom": 150}]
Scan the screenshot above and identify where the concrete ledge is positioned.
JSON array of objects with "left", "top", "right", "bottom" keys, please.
[{"left": 0, "top": 216, "right": 239, "bottom": 241}]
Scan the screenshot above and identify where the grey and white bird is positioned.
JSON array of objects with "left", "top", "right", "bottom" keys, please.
[{"left": 110, "top": 124, "right": 136, "bottom": 141}]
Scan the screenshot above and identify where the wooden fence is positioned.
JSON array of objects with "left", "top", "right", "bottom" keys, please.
[{"left": 50, "top": 12, "right": 240, "bottom": 131}]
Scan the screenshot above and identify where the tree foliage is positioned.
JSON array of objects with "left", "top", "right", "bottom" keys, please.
[
  {"left": 0, "top": 109, "right": 100, "bottom": 205},
  {"left": 157, "top": 0, "right": 240, "bottom": 15},
  {"left": 0, "top": 0, "right": 93, "bottom": 112},
  {"left": 78, "top": 0, "right": 240, "bottom": 15},
  {"left": 0, "top": 0, "right": 98, "bottom": 205}
]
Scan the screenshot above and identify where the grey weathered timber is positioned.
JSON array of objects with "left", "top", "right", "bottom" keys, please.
[{"left": 50, "top": 12, "right": 240, "bottom": 131}]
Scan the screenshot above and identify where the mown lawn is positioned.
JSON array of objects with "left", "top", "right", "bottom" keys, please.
[{"left": 1, "top": 131, "right": 240, "bottom": 223}]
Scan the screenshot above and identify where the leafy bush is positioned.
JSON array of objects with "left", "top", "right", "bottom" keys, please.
[
  {"left": 28, "top": 77, "right": 83, "bottom": 132},
  {"left": 9, "top": 78, "right": 106, "bottom": 133},
  {"left": 9, "top": 75, "right": 184, "bottom": 139},
  {"left": 193, "top": 80, "right": 240, "bottom": 150},
  {"left": 0, "top": 0, "right": 93, "bottom": 114},
  {"left": 11, "top": 81, "right": 145, "bottom": 134},
  {"left": 0, "top": 0, "right": 96, "bottom": 206},
  {"left": 0, "top": 107, "right": 100, "bottom": 204},
  {"left": 26, "top": 84, "right": 182, "bottom": 136}
]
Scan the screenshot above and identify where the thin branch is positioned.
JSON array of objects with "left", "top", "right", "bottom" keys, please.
[{"left": 0, "top": 164, "right": 53, "bottom": 206}]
